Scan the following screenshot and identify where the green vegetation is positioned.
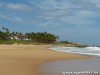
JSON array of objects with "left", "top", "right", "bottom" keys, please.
[
  {"left": 0, "top": 27, "right": 89, "bottom": 47},
  {"left": 60, "top": 40, "right": 74, "bottom": 44},
  {"left": 0, "top": 27, "right": 58, "bottom": 44},
  {"left": 0, "top": 40, "right": 32, "bottom": 45},
  {"left": 58, "top": 40, "right": 89, "bottom": 47},
  {"left": 26, "top": 32, "right": 59, "bottom": 43},
  {"left": 0, "top": 27, "right": 10, "bottom": 40}
]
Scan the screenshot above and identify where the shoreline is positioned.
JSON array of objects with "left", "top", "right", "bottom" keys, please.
[
  {"left": 0, "top": 45, "right": 90, "bottom": 75},
  {"left": 37, "top": 58, "right": 100, "bottom": 75}
]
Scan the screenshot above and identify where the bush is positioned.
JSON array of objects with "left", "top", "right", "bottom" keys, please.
[
  {"left": 0, "top": 40, "right": 14, "bottom": 45},
  {"left": 0, "top": 40, "right": 32, "bottom": 45}
]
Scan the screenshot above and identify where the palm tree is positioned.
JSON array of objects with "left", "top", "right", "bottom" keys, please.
[
  {"left": 2, "top": 27, "right": 5, "bottom": 32},
  {"left": 25, "top": 32, "right": 58, "bottom": 43},
  {"left": 6, "top": 28, "right": 9, "bottom": 33}
]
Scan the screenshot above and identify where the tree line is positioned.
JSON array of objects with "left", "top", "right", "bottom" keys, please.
[
  {"left": 0, "top": 27, "right": 10, "bottom": 40},
  {"left": 26, "top": 32, "right": 59, "bottom": 43},
  {"left": 0, "top": 27, "right": 59, "bottom": 44}
]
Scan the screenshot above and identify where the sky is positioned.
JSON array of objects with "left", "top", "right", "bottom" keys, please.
[{"left": 0, "top": 0, "right": 100, "bottom": 45}]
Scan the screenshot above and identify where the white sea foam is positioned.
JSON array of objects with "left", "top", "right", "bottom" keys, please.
[{"left": 50, "top": 46, "right": 100, "bottom": 57}]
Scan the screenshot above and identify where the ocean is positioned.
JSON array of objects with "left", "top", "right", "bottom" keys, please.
[
  {"left": 37, "top": 46, "right": 100, "bottom": 75},
  {"left": 50, "top": 46, "right": 100, "bottom": 57}
]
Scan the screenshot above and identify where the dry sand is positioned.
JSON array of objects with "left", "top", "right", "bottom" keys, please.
[{"left": 0, "top": 45, "right": 89, "bottom": 75}]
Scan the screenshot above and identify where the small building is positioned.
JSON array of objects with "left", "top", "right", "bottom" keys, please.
[{"left": 10, "top": 34, "right": 30, "bottom": 41}]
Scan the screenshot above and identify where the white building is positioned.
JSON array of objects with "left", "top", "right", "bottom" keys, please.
[{"left": 10, "top": 34, "right": 30, "bottom": 40}]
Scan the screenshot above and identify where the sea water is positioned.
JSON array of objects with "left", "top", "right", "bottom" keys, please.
[
  {"left": 37, "top": 46, "right": 100, "bottom": 75},
  {"left": 50, "top": 46, "right": 100, "bottom": 57}
]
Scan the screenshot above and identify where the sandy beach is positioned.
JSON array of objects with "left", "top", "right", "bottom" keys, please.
[{"left": 0, "top": 45, "right": 89, "bottom": 75}]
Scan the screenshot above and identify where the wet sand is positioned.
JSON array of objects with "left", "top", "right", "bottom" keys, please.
[
  {"left": 37, "top": 58, "right": 100, "bottom": 75},
  {"left": 0, "top": 45, "right": 89, "bottom": 75}
]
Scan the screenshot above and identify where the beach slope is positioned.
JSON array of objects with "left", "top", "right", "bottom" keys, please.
[{"left": 0, "top": 45, "right": 89, "bottom": 75}]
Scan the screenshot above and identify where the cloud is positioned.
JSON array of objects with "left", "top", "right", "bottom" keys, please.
[
  {"left": 31, "top": 0, "right": 100, "bottom": 27},
  {"left": 0, "top": 14, "right": 23, "bottom": 23},
  {"left": 0, "top": 2, "right": 32, "bottom": 11},
  {"left": 87, "top": 0, "right": 100, "bottom": 8},
  {"left": 1, "top": 0, "right": 100, "bottom": 27},
  {"left": 13, "top": 17, "right": 23, "bottom": 23},
  {"left": 1, "top": 0, "right": 100, "bottom": 45}
]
